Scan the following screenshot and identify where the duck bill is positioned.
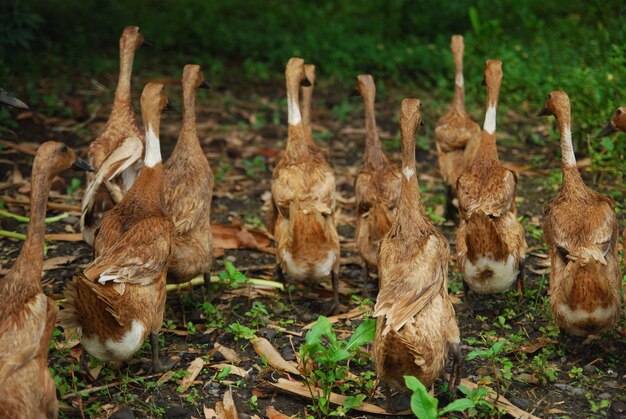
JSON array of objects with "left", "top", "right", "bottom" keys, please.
[
  {"left": 537, "top": 106, "right": 550, "bottom": 117},
  {"left": 0, "top": 90, "right": 28, "bottom": 109},
  {"left": 72, "top": 157, "right": 94, "bottom": 172},
  {"left": 200, "top": 80, "right": 211, "bottom": 90},
  {"left": 595, "top": 122, "right": 616, "bottom": 138},
  {"left": 143, "top": 38, "right": 155, "bottom": 48}
]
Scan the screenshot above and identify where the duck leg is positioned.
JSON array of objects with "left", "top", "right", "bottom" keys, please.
[
  {"left": 80, "top": 351, "right": 95, "bottom": 382},
  {"left": 203, "top": 271, "right": 213, "bottom": 301},
  {"left": 150, "top": 332, "right": 177, "bottom": 372},
  {"left": 360, "top": 260, "right": 369, "bottom": 286},
  {"left": 275, "top": 264, "right": 285, "bottom": 283},
  {"left": 331, "top": 269, "right": 340, "bottom": 315},
  {"left": 444, "top": 185, "right": 458, "bottom": 222},
  {"left": 516, "top": 259, "right": 526, "bottom": 303},
  {"left": 449, "top": 341, "right": 463, "bottom": 394}
]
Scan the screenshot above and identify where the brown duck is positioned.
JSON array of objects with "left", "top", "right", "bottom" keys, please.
[
  {"left": 0, "top": 142, "right": 92, "bottom": 418},
  {"left": 60, "top": 83, "right": 174, "bottom": 370},
  {"left": 435, "top": 35, "right": 481, "bottom": 218},
  {"left": 456, "top": 60, "right": 527, "bottom": 297},
  {"left": 271, "top": 57, "right": 341, "bottom": 311},
  {"left": 374, "top": 99, "right": 462, "bottom": 396},
  {"left": 353, "top": 75, "right": 401, "bottom": 280},
  {"left": 539, "top": 91, "right": 621, "bottom": 336},
  {"left": 82, "top": 26, "right": 148, "bottom": 246},
  {"left": 163, "top": 65, "right": 214, "bottom": 294}
]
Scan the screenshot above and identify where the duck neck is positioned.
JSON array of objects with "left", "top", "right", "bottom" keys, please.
[
  {"left": 396, "top": 116, "right": 427, "bottom": 233},
  {"left": 555, "top": 110, "right": 580, "bottom": 181},
  {"left": 177, "top": 83, "right": 202, "bottom": 153},
  {"left": 13, "top": 161, "right": 50, "bottom": 278},
  {"left": 363, "top": 92, "right": 384, "bottom": 169},
  {"left": 143, "top": 113, "right": 163, "bottom": 168},
  {"left": 285, "top": 76, "right": 308, "bottom": 160},
  {"left": 114, "top": 44, "right": 136, "bottom": 106},
  {"left": 452, "top": 58, "right": 465, "bottom": 113}
]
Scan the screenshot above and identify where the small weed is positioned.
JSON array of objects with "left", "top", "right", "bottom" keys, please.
[
  {"left": 228, "top": 322, "right": 256, "bottom": 340},
  {"left": 218, "top": 261, "right": 248, "bottom": 288},
  {"left": 404, "top": 376, "right": 475, "bottom": 418},
  {"left": 242, "top": 155, "right": 266, "bottom": 178},
  {"left": 66, "top": 177, "right": 81, "bottom": 195}
]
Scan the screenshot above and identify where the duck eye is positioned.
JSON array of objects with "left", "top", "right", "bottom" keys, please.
[
  {"left": 617, "top": 109, "right": 623, "bottom": 116},
  {"left": 61, "top": 145, "right": 69, "bottom": 154},
  {"left": 137, "top": 28, "right": 142, "bottom": 33}
]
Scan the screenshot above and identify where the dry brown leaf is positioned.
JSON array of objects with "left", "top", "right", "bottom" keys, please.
[
  {"left": 203, "top": 406, "right": 219, "bottom": 419},
  {"left": 265, "top": 406, "right": 291, "bottom": 419},
  {"left": 518, "top": 337, "right": 559, "bottom": 354},
  {"left": 179, "top": 357, "right": 206, "bottom": 392},
  {"left": 222, "top": 388, "right": 237, "bottom": 419},
  {"left": 455, "top": 377, "right": 540, "bottom": 419},
  {"left": 156, "top": 370, "right": 175, "bottom": 385},
  {"left": 251, "top": 337, "right": 300, "bottom": 376},
  {"left": 209, "top": 363, "right": 248, "bottom": 378},
  {"left": 303, "top": 306, "right": 364, "bottom": 330},
  {"left": 269, "top": 378, "right": 404, "bottom": 415},
  {"left": 42, "top": 255, "right": 77, "bottom": 272},
  {"left": 213, "top": 342, "right": 242, "bottom": 364},
  {"left": 211, "top": 222, "right": 274, "bottom": 254}
]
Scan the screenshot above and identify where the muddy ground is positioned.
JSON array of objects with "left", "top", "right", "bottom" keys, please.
[{"left": 0, "top": 74, "right": 625, "bottom": 418}]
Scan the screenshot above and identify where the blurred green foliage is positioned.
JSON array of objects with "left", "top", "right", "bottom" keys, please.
[{"left": 3, "top": 0, "right": 626, "bottom": 170}]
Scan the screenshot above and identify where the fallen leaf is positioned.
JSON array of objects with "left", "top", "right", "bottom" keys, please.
[
  {"left": 213, "top": 342, "right": 242, "bottom": 364},
  {"left": 303, "top": 306, "right": 364, "bottom": 330},
  {"left": 265, "top": 406, "right": 291, "bottom": 419},
  {"left": 203, "top": 406, "right": 219, "bottom": 419},
  {"left": 519, "top": 337, "right": 558, "bottom": 354},
  {"left": 215, "top": 388, "right": 238, "bottom": 419},
  {"left": 209, "top": 363, "right": 248, "bottom": 378},
  {"left": 515, "top": 373, "right": 540, "bottom": 384},
  {"left": 42, "top": 255, "right": 77, "bottom": 272},
  {"left": 179, "top": 357, "right": 206, "bottom": 392},
  {"left": 156, "top": 370, "right": 175, "bottom": 385},
  {"left": 269, "top": 378, "right": 405, "bottom": 415},
  {"left": 211, "top": 222, "right": 274, "bottom": 254},
  {"left": 251, "top": 337, "right": 300, "bottom": 376}
]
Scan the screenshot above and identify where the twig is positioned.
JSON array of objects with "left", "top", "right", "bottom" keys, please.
[
  {"left": 166, "top": 275, "right": 284, "bottom": 292},
  {"left": 1, "top": 197, "right": 81, "bottom": 212},
  {"left": 0, "top": 209, "right": 69, "bottom": 224},
  {"left": 61, "top": 373, "right": 163, "bottom": 400}
]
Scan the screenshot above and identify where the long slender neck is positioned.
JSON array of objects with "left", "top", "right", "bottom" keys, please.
[
  {"left": 177, "top": 83, "right": 202, "bottom": 152},
  {"left": 114, "top": 46, "right": 136, "bottom": 105},
  {"left": 143, "top": 110, "right": 162, "bottom": 168},
  {"left": 13, "top": 163, "right": 49, "bottom": 278},
  {"left": 481, "top": 72, "right": 500, "bottom": 158},
  {"left": 285, "top": 75, "right": 308, "bottom": 159},
  {"left": 396, "top": 114, "right": 427, "bottom": 234},
  {"left": 452, "top": 53, "right": 465, "bottom": 112},
  {"left": 554, "top": 108, "right": 580, "bottom": 181},
  {"left": 363, "top": 91, "right": 384, "bottom": 168}
]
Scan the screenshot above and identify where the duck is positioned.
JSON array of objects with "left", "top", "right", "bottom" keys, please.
[
  {"left": 163, "top": 64, "right": 213, "bottom": 294},
  {"left": 539, "top": 91, "right": 621, "bottom": 337},
  {"left": 0, "top": 88, "right": 28, "bottom": 109},
  {"left": 59, "top": 83, "right": 174, "bottom": 371},
  {"left": 373, "top": 98, "right": 462, "bottom": 399},
  {"left": 596, "top": 105, "right": 626, "bottom": 277},
  {"left": 456, "top": 60, "right": 527, "bottom": 297},
  {"left": 271, "top": 57, "right": 341, "bottom": 312},
  {"left": 300, "top": 63, "right": 320, "bottom": 153},
  {"left": 353, "top": 74, "right": 401, "bottom": 281},
  {"left": 435, "top": 35, "right": 481, "bottom": 219},
  {"left": 0, "top": 142, "right": 92, "bottom": 418},
  {"left": 81, "top": 26, "right": 149, "bottom": 246}
]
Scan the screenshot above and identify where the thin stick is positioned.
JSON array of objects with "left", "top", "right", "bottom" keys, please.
[
  {"left": 166, "top": 275, "right": 284, "bottom": 292},
  {"left": 61, "top": 373, "right": 163, "bottom": 400},
  {"left": 1, "top": 197, "right": 81, "bottom": 212}
]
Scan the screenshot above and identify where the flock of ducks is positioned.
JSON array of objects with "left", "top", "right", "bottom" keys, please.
[{"left": 0, "top": 27, "right": 624, "bottom": 417}]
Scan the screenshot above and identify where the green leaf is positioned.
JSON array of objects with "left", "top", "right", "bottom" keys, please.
[
  {"left": 216, "top": 366, "right": 231, "bottom": 380},
  {"left": 345, "top": 318, "right": 376, "bottom": 351},
  {"left": 465, "top": 349, "right": 490, "bottom": 361},
  {"left": 439, "top": 398, "right": 475, "bottom": 415},
  {"left": 329, "top": 349, "right": 350, "bottom": 363},
  {"left": 342, "top": 394, "right": 366, "bottom": 410},
  {"left": 469, "top": 6, "right": 481, "bottom": 35},
  {"left": 404, "top": 376, "right": 438, "bottom": 419},
  {"left": 305, "top": 316, "right": 332, "bottom": 345},
  {"left": 601, "top": 137, "right": 614, "bottom": 151}
]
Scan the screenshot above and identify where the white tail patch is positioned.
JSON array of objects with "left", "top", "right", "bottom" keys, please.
[
  {"left": 561, "top": 125, "right": 577, "bottom": 167},
  {"left": 402, "top": 166, "right": 415, "bottom": 181},
  {"left": 287, "top": 94, "right": 302, "bottom": 125},
  {"left": 144, "top": 124, "right": 162, "bottom": 168},
  {"left": 455, "top": 73, "right": 464, "bottom": 87},
  {"left": 81, "top": 320, "right": 145, "bottom": 361},
  {"left": 483, "top": 105, "right": 496, "bottom": 134},
  {"left": 463, "top": 254, "right": 518, "bottom": 293}
]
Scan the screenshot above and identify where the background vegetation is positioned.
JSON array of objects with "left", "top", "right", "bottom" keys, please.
[{"left": 2, "top": 0, "right": 625, "bottom": 169}]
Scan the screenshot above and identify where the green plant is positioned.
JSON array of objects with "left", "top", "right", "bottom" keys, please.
[
  {"left": 218, "top": 261, "right": 248, "bottom": 288},
  {"left": 66, "top": 177, "right": 82, "bottom": 194},
  {"left": 457, "top": 385, "right": 503, "bottom": 417},
  {"left": 245, "top": 301, "right": 270, "bottom": 328},
  {"left": 228, "top": 322, "right": 256, "bottom": 340},
  {"left": 466, "top": 340, "right": 512, "bottom": 398},
  {"left": 242, "top": 155, "right": 266, "bottom": 178},
  {"left": 404, "top": 376, "right": 475, "bottom": 419},
  {"left": 298, "top": 316, "right": 375, "bottom": 417}
]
